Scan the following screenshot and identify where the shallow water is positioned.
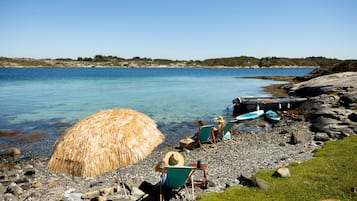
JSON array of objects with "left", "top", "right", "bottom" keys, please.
[{"left": 0, "top": 67, "right": 312, "bottom": 156}]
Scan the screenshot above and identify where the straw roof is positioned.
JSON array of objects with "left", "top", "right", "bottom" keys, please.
[{"left": 47, "top": 108, "right": 165, "bottom": 178}]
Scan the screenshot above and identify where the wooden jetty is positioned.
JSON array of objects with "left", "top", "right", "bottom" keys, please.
[{"left": 229, "top": 96, "right": 307, "bottom": 115}]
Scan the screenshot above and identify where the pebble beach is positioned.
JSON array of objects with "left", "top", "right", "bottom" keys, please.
[{"left": 0, "top": 110, "right": 317, "bottom": 201}]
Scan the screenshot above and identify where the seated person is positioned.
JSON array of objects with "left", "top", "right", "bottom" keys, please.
[
  {"left": 191, "top": 120, "right": 205, "bottom": 141},
  {"left": 155, "top": 151, "right": 185, "bottom": 172},
  {"left": 213, "top": 116, "right": 225, "bottom": 141}
]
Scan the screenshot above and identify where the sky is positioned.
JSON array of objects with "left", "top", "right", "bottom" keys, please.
[{"left": 0, "top": 0, "right": 356, "bottom": 60}]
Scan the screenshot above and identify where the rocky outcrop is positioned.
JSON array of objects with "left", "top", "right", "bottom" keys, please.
[
  {"left": 290, "top": 72, "right": 357, "bottom": 141},
  {"left": 297, "top": 60, "right": 357, "bottom": 81}
]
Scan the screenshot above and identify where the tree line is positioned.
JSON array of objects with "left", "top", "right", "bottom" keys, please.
[{"left": 67, "top": 55, "right": 341, "bottom": 67}]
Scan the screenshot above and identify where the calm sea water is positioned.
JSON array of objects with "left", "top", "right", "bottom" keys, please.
[{"left": 0, "top": 67, "right": 312, "bottom": 157}]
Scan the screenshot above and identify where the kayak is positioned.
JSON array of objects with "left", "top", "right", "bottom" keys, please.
[
  {"left": 235, "top": 110, "right": 264, "bottom": 121},
  {"left": 264, "top": 110, "right": 281, "bottom": 122}
]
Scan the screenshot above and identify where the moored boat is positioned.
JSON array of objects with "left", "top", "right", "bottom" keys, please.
[
  {"left": 264, "top": 110, "right": 281, "bottom": 122},
  {"left": 235, "top": 110, "right": 265, "bottom": 121},
  {"left": 230, "top": 96, "right": 307, "bottom": 115}
]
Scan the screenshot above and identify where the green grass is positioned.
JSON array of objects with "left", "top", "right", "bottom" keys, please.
[{"left": 197, "top": 135, "right": 357, "bottom": 201}]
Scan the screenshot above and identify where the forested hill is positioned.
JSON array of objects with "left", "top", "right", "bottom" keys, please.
[
  {"left": 0, "top": 55, "right": 342, "bottom": 68},
  {"left": 201, "top": 56, "right": 340, "bottom": 67}
]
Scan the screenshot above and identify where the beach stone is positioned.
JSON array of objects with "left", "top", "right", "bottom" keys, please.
[
  {"left": 254, "top": 177, "right": 270, "bottom": 190},
  {"left": 91, "top": 196, "right": 105, "bottom": 201},
  {"left": 294, "top": 130, "right": 311, "bottom": 144},
  {"left": 24, "top": 169, "right": 36, "bottom": 177},
  {"left": 47, "top": 178, "right": 60, "bottom": 187},
  {"left": 314, "top": 133, "right": 330, "bottom": 141},
  {"left": 279, "top": 142, "right": 286, "bottom": 146},
  {"left": 8, "top": 174, "right": 20, "bottom": 181},
  {"left": 273, "top": 167, "right": 291, "bottom": 177},
  {"left": 82, "top": 190, "right": 100, "bottom": 199},
  {"left": 349, "top": 113, "right": 357, "bottom": 122},
  {"left": 15, "top": 177, "right": 29, "bottom": 184},
  {"left": 4, "top": 147, "right": 21, "bottom": 159},
  {"left": 25, "top": 192, "right": 42, "bottom": 201},
  {"left": 64, "top": 193, "right": 83, "bottom": 201},
  {"left": 20, "top": 182, "right": 30, "bottom": 190},
  {"left": 0, "top": 183, "right": 5, "bottom": 194},
  {"left": 31, "top": 181, "right": 43, "bottom": 188},
  {"left": 5, "top": 183, "right": 24, "bottom": 196},
  {"left": 99, "top": 187, "right": 115, "bottom": 196}
]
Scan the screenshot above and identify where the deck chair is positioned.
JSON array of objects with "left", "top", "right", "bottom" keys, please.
[
  {"left": 196, "top": 124, "right": 216, "bottom": 147},
  {"left": 218, "top": 119, "right": 238, "bottom": 142},
  {"left": 160, "top": 166, "right": 196, "bottom": 201}
]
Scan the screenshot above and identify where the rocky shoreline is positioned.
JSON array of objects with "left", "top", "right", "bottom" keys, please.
[{"left": 1, "top": 64, "right": 356, "bottom": 201}]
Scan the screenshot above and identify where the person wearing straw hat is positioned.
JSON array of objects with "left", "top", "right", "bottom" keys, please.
[
  {"left": 191, "top": 120, "right": 206, "bottom": 141},
  {"left": 155, "top": 151, "right": 185, "bottom": 172},
  {"left": 213, "top": 116, "right": 225, "bottom": 141}
]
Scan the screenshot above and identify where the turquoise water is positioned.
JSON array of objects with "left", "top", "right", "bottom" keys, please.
[{"left": 0, "top": 67, "right": 312, "bottom": 156}]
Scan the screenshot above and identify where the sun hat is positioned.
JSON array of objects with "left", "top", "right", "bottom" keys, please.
[
  {"left": 214, "top": 116, "right": 225, "bottom": 123},
  {"left": 163, "top": 151, "right": 184, "bottom": 166}
]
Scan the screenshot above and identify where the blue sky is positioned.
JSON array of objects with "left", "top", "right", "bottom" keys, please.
[{"left": 0, "top": 0, "right": 356, "bottom": 60}]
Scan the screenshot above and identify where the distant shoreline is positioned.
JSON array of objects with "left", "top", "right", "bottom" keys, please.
[
  {"left": 0, "top": 55, "right": 336, "bottom": 68},
  {"left": 0, "top": 65, "right": 316, "bottom": 69}
]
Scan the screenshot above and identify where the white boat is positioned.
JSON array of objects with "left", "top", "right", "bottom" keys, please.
[{"left": 235, "top": 110, "right": 265, "bottom": 121}]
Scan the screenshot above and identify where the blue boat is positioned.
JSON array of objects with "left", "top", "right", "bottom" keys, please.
[
  {"left": 235, "top": 110, "right": 265, "bottom": 121},
  {"left": 264, "top": 110, "right": 281, "bottom": 122}
]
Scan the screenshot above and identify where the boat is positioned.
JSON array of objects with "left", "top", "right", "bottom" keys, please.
[
  {"left": 229, "top": 96, "right": 307, "bottom": 115},
  {"left": 235, "top": 110, "right": 265, "bottom": 121},
  {"left": 264, "top": 110, "right": 281, "bottom": 122}
]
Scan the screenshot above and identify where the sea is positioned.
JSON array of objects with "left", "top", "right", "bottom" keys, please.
[{"left": 0, "top": 67, "right": 313, "bottom": 157}]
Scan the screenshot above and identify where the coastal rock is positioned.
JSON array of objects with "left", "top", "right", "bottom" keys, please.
[
  {"left": 314, "top": 133, "right": 330, "bottom": 141},
  {"left": 253, "top": 177, "right": 270, "bottom": 190},
  {"left": 273, "top": 167, "right": 291, "bottom": 177},
  {"left": 289, "top": 130, "right": 311, "bottom": 145},
  {"left": 291, "top": 72, "right": 357, "bottom": 141}
]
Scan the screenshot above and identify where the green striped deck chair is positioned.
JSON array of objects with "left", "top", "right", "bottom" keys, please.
[
  {"left": 197, "top": 124, "right": 215, "bottom": 146},
  {"left": 160, "top": 166, "right": 196, "bottom": 201},
  {"left": 218, "top": 119, "right": 238, "bottom": 141}
]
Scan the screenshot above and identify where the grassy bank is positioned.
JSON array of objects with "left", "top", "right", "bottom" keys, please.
[{"left": 197, "top": 135, "right": 357, "bottom": 201}]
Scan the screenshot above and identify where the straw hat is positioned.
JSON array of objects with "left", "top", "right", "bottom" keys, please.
[
  {"left": 214, "top": 116, "right": 225, "bottom": 123},
  {"left": 163, "top": 151, "right": 184, "bottom": 166}
]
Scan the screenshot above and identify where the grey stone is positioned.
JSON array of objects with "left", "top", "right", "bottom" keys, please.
[
  {"left": 15, "top": 177, "right": 29, "bottom": 184},
  {"left": 314, "top": 132, "right": 330, "bottom": 141},
  {"left": 348, "top": 113, "right": 357, "bottom": 122},
  {"left": 273, "top": 167, "right": 291, "bottom": 178},
  {"left": 254, "top": 177, "right": 270, "bottom": 190},
  {"left": 63, "top": 193, "right": 83, "bottom": 201},
  {"left": 289, "top": 130, "right": 311, "bottom": 145},
  {"left": 279, "top": 142, "right": 286, "bottom": 146},
  {"left": 24, "top": 169, "right": 35, "bottom": 177},
  {"left": 5, "top": 183, "right": 24, "bottom": 196}
]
